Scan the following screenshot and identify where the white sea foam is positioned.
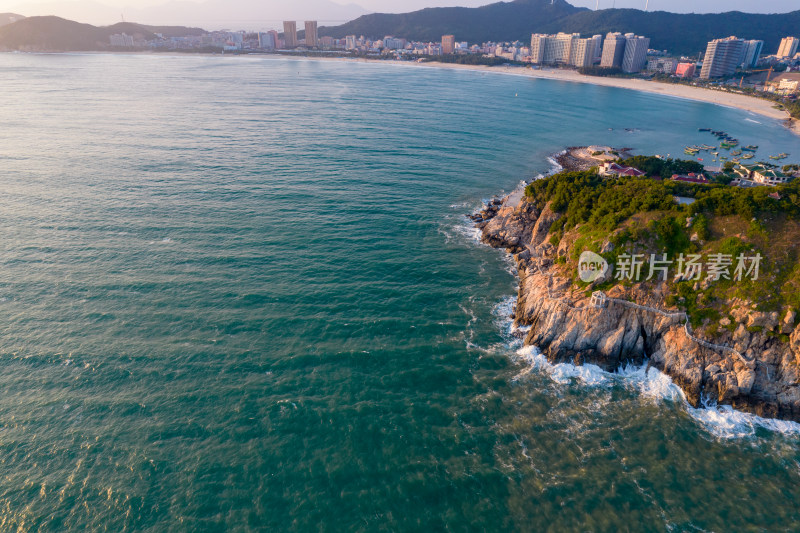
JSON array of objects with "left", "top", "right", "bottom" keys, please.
[
  {"left": 515, "top": 345, "right": 610, "bottom": 386},
  {"left": 687, "top": 400, "right": 800, "bottom": 439},
  {"left": 512, "top": 335, "right": 800, "bottom": 440},
  {"left": 744, "top": 118, "right": 762, "bottom": 124}
]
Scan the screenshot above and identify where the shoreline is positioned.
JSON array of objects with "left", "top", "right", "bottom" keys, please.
[
  {"left": 371, "top": 59, "right": 800, "bottom": 137},
  {"left": 4, "top": 50, "right": 797, "bottom": 135}
]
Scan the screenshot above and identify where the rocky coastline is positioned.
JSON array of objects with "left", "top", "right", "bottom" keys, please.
[{"left": 474, "top": 149, "right": 800, "bottom": 422}]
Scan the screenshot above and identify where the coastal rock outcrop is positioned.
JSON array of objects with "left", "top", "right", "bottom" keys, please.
[{"left": 477, "top": 191, "right": 800, "bottom": 422}]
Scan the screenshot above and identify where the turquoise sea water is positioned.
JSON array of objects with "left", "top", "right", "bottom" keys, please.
[{"left": 1, "top": 53, "right": 800, "bottom": 531}]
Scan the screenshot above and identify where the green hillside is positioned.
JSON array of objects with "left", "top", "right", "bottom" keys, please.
[{"left": 320, "top": 0, "right": 800, "bottom": 56}]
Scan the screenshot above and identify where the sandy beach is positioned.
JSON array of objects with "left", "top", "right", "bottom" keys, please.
[{"left": 336, "top": 57, "right": 800, "bottom": 136}]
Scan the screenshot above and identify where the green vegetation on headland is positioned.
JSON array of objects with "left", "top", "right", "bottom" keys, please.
[{"left": 524, "top": 160, "right": 800, "bottom": 329}]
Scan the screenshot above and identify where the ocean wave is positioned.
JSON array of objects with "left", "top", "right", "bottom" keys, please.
[
  {"left": 687, "top": 399, "right": 800, "bottom": 439},
  {"left": 515, "top": 343, "right": 800, "bottom": 440},
  {"left": 495, "top": 294, "right": 800, "bottom": 440}
]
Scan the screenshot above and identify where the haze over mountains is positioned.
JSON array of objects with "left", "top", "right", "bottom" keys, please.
[
  {"left": 0, "top": 12, "right": 23, "bottom": 26},
  {"left": 3, "top": 0, "right": 799, "bottom": 30},
  {"left": 1, "top": 0, "right": 369, "bottom": 29}
]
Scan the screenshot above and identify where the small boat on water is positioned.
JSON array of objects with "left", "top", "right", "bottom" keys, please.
[
  {"left": 711, "top": 151, "right": 719, "bottom": 156},
  {"left": 731, "top": 149, "right": 742, "bottom": 156},
  {"left": 742, "top": 145, "right": 758, "bottom": 151},
  {"left": 769, "top": 153, "right": 789, "bottom": 160},
  {"left": 699, "top": 128, "right": 711, "bottom": 132},
  {"left": 741, "top": 153, "right": 754, "bottom": 160}
]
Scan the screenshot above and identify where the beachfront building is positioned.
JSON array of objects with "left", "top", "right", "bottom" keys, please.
[
  {"left": 109, "top": 33, "right": 135, "bottom": 47},
  {"left": 675, "top": 62, "right": 696, "bottom": 78},
  {"left": 283, "top": 21, "right": 298, "bottom": 48},
  {"left": 258, "top": 32, "right": 275, "bottom": 49},
  {"left": 268, "top": 30, "right": 279, "bottom": 49},
  {"left": 777, "top": 36, "right": 799, "bottom": 59},
  {"left": 621, "top": 35, "right": 650, "bottom": 73},
  {"left": 741, "top": 40, "right": 763, "bottom": 68},
  {"left": 383, "top": 37, "right": 405, "bottom": 50},
  {"left": 304, "top": 21, "right": 318, "bottom": 48},
  {"left": 647, "top": 58, "right": 678, "bottom": 74},
  {"left": 600, "top": 32, "right": 626, "bottom": 68},
  {"left": 591, "top": 34, "right": 603, "bottom": 62},
  {"left": 441, "top": 35, "right": 455, "bottom": 54},
  {"left": 570, "top": 38, "right": 594, "bottom": 68},
  {"left": 529, "top": 33, "right": 593, "bottom": 67},
  {"left": 700, "top": 36, "right": 745, "bottom": 79},
  {"left": 345, "top": 35, "right": 357, "bottom": 50}
]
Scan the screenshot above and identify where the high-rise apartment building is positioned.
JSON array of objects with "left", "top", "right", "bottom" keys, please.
[
  {"left": 442, "top": 35, "right": 455, "bottom": 55},
  {"left": 304, "top": 21, "right": 318, "bottom": 48},
  {"left": 777, "top": 36, "right": 799, "bottom": 59},
  {"left": 258, "top": 32, "right": 275, "bottom": 49},
  {"left": 345, "top": 35, "right": 357, "bottom": 50},
  {"left": 570, "top": 38, "right": 594, "bottom": 68},
  {"left": 600, "top": 32, "right": 626, "bottom": 68},
  {"left": 268, "top": 30, "right": 279, "bottom": 49},
  {"left": 529, "top": 33, "right": 584, "bottom": 65},
  {"left": 700, "top": 36, "right": 745, "bottom": 79},
  {"left": 675, "top": 62, "right": 696, "bottom": 78},
  {"left": 591, "top": 34, "right": 603, "bottom": 61},
  {"left": 621, "top": 35, "right": 650, "bottom": 73},
  {"left": 741, "top": 40, "right": 763, "bottom": 68},
  {"left": 283, "top": 21, "right": 298, "bottom": 48}
]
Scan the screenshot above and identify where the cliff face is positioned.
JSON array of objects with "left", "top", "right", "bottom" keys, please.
[{"left": 476, "top": 193, "right": 800, "bottom": 422}]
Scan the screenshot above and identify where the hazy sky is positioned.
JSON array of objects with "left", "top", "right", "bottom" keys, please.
[
  {"left": 2, "top": 0, "right": 798, "bottom": 14},
  {"left": 0, "top": 0, "right": 796, "bottom": 29}
]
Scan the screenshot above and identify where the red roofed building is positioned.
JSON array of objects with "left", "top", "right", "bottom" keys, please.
[{"left": 599, "top": 162, "right": 646, "bottom": 177}]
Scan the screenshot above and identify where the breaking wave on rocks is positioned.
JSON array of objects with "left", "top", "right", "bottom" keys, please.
[
  {"left": 513, "top": 342, "right": 800, "bottom": 440},
  {"left": 486, "top": 290, "right": 800, "bottom": 441}
]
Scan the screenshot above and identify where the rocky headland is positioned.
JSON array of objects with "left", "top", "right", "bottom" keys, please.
[{"left": 474, "top": 149, "right": 800, "bottom": 422}]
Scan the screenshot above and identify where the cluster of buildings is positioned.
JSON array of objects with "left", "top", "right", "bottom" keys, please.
[
  {"left": 107, "top": 21, "right": 800, "bottom": 92},
  {"left": 525, "top": 32, "right": 649, "bottom": 72},
  {"left": 594, "top": 149, "right": 798, "bottom": 189},
  {"left": 697, "top": 37, "right": 766, "bottom": 79}
]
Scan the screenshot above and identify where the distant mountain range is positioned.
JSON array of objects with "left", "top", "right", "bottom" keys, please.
[
  {"left": 4, "top": 0, "right": 369, "bottom": 30},
  {"left": 320, "top": 0, "right": 800, "bottom": 56},
  {"left": 2, "top": 0, "right": 799, "bottom": 56},
  {"left": 0, "top": 16, "right": 204, "bottom": 51}
]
